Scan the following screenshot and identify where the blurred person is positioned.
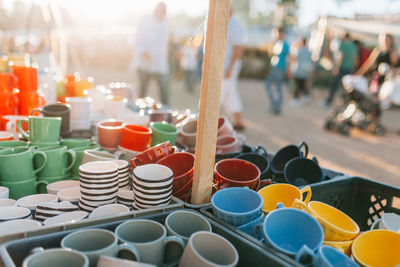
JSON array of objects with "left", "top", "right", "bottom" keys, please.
[
  {"left": 290, "top": 37, "right": 313, "bottom": 107},
  {"left": 353, "top": 40, "right": 371, "bottom": 69},
  {"left": 265, "top": 27, "right": 290, "bottom": 115},
  {"left": 323, "top": 33, "right": 358, "bottom": 107},
  {"left": 134, "top": 2, "right": 170, "bottom": 104},
  {"left": 180, "top": 36, "right": 201, "bottom": 94},
  {"left": 220, "top": 8, "right": 245, "bottom": 130}
]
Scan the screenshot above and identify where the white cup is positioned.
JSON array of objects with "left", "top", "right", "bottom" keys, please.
[
  {"left": 0, "top": 186, "right": 9, "bottom": 199},
  {"left": 66, "top": 97, "right": 91, "bottom": 130},
  {"left": 379, "top": 213, "right": 400, "bottom": 232},
  {"left": 104, "top": 96, "right": 128, "bottom": 119}
]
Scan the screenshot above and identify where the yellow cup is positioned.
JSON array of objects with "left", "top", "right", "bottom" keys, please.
[
  {"left": 257, "top": 183, "right": 311, "bottom": 213},
  {"left": 292, "top": 199, "right": 360, "bottom": 241},
  {"left": 352, "top": 230, "right": 400, "bottom": 267},
  {"left": 323, "top": 240, "right": 353, "bottom": 256}
]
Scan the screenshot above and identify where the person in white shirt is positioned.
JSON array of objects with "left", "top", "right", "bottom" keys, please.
[
  {"left": 221, "top": 9, "right": 245, "bottom": 130},
  {"left": 180, "top": 38, "right": 200, "bottom": 94},
  {"left": 134, "top": 2, "right": 170, "bottom": 104}
]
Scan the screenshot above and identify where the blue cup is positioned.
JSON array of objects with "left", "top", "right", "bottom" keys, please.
[
  {"left": 237, "top": 212, "right": 265, "bottom": 240},
  {"left": 211, "top": 187, "right": 263, "bottom": 226},
  {"left": 305, "top": 245, "right": 358, "bottom": 267},
  {"left": 262, "top": 203, "right": 324, "bottom": 265}
]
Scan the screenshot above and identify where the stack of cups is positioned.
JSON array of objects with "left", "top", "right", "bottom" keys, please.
[
  {"left": 132, "top": 164, "right": 173, "bottom": 210},
  {"left": 117, "top": 189, "right": 134, "bottom": 208},
  {"left": 111, "top": 160, "right": 130, "bottom": 189},
  {"left": 66, "top": 97, "right": 91, "bottom": 130},
  {"left": 78, "top": 161, "right": 119, "bottom": 212}
]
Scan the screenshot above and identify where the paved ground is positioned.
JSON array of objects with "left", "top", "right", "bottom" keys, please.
[{"left": 92, "top": 69, "right": 400, "bottom": 186}]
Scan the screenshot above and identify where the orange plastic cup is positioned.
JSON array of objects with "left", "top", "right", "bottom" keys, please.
[
  {"left": 12, "top": 65, "right": 38, "bottom": 92},
  {"left": 120, "top": 124, "right": 152, "bottom": 152},
  {"left": 18, "top": 92, "right": 45, "bottom": 115}
]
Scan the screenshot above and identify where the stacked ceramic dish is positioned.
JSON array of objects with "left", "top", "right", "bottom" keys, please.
[
  {"left": 0, "top": 207, "right": 32, "bottom": 222},
  {"left": 35, "top": 201, "right": 79, "bottom": 221},
  {"left": 117, "top": 189, "right": 134, "bottom": 208},
  {"left": 132, "top": 164, "right": 173, "bottom": 210},
  {"left": 111, "top": 160, "right": 130, "bottom": 189},
  {"left": 78, "top": 161, "right": 119, "bottom": 212}
]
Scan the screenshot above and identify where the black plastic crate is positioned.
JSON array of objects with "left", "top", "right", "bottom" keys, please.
[
  {"left": 310, "top": 176, "right": 400, "bottom": 231},
  {"left": 0, "top": 209, "right": 296, "bottom": 267}
]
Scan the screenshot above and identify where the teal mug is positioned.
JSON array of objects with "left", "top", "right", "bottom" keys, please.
[
  {"left": 18, "top": 116, "right": 61, "bottom": 146},
  {"left": 34, "top": 145, "right": 76, "bottom": 178},
  {"left": 151, "top": 122, "right": 178, "bottom": 146}
]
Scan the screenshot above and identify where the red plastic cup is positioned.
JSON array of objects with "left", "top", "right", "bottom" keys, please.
[{"left": 120, "top": 124, "right": 151, "bottom": 152}]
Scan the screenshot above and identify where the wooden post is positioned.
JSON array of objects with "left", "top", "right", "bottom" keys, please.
[{"left": 191, "top": 0, "right": 230, "bottom": 204}]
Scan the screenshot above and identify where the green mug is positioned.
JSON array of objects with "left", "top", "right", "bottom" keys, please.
[
  {"left": 0, "top": 141, "right": 28, "bottom": 148},
  {"left": 0, "top": 177, "right": 47, "bottom": 199},
  {"left": 0, "top": 147, "right": 47, "bottom": 182},
  {"left": 150, "top": 122, "right": 178, "bottom": 146},
  {"left": 70, "top": 143, "right": 100, "bottom": 178},
  {"left": 37, "top": 174, "right": 73, "bottom": 193},
  {"left": 60, "top": 138, "right": 91, "bottom": 149},
  {"left": 18, "top": 116, "right": 62, "bottom": 146},
  {"left": 34, "top": 146, "right": 76, "bottom": 178}
]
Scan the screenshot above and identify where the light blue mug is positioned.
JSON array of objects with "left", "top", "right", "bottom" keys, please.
[
  {"left": 237, "top": 212, "right": 265, "bottom": 240},
  {"left": 298, "top": 245, "right": 358, "bottom": 267},
  {"left": 211, "top": 187, "right": 263, "bottom": 226},
  {"left": 262, "top": 202, "right": 324, "bottom": 265}
]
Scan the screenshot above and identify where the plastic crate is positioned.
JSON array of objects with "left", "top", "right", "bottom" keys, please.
[
  {"left": 309, "top": 176, "right": 400, "bottom": 231},
  {"left": 0, "top": 196, "right": 184, "bottom": 245},
  {"left": 200, "top": 207, "right": 302, "bottom": 266},
  {"left": 0, "top": 209, "right": 296, "bottom": 267}
]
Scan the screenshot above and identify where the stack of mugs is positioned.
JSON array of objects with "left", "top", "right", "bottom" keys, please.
[
  {"left": 111, "top": 160, "right": 130, "bottom": 189},
  {"left": 78, "top": 161, "right": 119, "bottom": 212},
  {"left": 132, "top": 164, "right": 173, "bottom": 210}
]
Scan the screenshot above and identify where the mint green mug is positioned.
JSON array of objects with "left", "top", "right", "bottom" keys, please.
[
  {"left": 0, "top": 177, "right": 47, "bottom": 199},
  {"left": 70, "top": 143, "right": 100, "bottom": 178},
  {"left": 150, "top": 122, "right": 178, "bottom": 146},
  {"left": 34, "top": 146, "right": 76, "bottom": 178},
  {"left": 0, "top": 141, "right": 28, "bottom": 148},
  {"left": 0, "top": 147, "right": 47, "bottom": 182},
  {"left": 18, "top": 116, "right": 62, "bottom": 146},
  {"left": 60, "top": 138, "right": 91, "bottom": 148}
]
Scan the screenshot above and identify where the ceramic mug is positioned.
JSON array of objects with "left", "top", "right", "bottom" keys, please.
[
  {"left": 3, "top": 115, "right": 28, "bottom": 140},
  {"left": 178, "top": 231, "right": 239, "bottom": 267},
  {"left": 0, "top": 186, "right": 9, "bottom": 198},
  {"left": 115, "top": 219, "right": 185, "bottom": 266},
  {"left": 34, "top": 145, "right": 76, "bottom": 178},
  {"left": 0, "top": 177, "right": 47, "bottom": 199},
  {"left": 22, "top": 248, "right": 89, "bottom": 267},
  {"left": 0, "top": 140, "right": 28, "bottom": 148},
  {"left": 216, "top": 135, "right": 242, "bottom": 154},
  {"left": 271, "top": 141, "right": 309, "bottom": 175},
  {"left": 237, "top": 212, "right": 265, "bottom": 240},
  {"left": 0, "top": 131, "right": 13, "bottom": 141},
  {"left": 150, "top": 122, "right": 178, "bottom": 147},
  {"left": 212, "top": 187, "right": 264, "bottom": 226},
  {"left": 178, "top": 119, "right": 197, "bottom": 149},
  {"left": 352, "top": 229, "right": 400, "bottom": 267},
  {"left": 379, "top": 213, "right": 400, "bottom": 232},
  {"left": 97, "top": 120, "right": 124, "bottom": 150},
  {"left": 70, "top": 144, "right": 100, "bottom": 178},
  {"left": 120, "top": 124, "right": 152, "bottom": 152},
  {"left": 81, "top": 150, "right": 118, "bottom": 164},
  {"left": 18, "top": 116, "right": 62, "bottom": 146},
  {"left": 235, "top": 152, "right": 271, "bottom": 180},
  {"left": 292, "top": 199, "right": 360, "bottom": 241},
  {"left": 60, "top": 138, "right": 91, "bottom": 148},
  {"left": 284, "top": 157, "right": 324, "bottom": 186},
  {"left": 66, "top": 97, "right": 91, "bottom": 130},
  {"left": 31, "top": 103, "right": 70, "bottom": 136},
  {"left": 164, "top": 210, "right": 212, "bottom": 243},
  {"left": 323, "top": 240, "right": 353, "bottom": 256},
  {"left": 18, "top": 92, "right": 45, "bottom": 116},
  {"left": 61, "top": 229, "right": 140, "bottom": 267},
  {"left": 298, "top": 245, "right": 358, "bottom": 267},
  {"left": 217, "top": 116, "right": 234, "bottom": 137},
  {"left": 262, "top": 203, "right": 324, "bottom": 264},
  {"left": 130, "top": 141, "right": 174, "bottom": 168},
  {"left": 257, "top": 183, "right": 312, "bottom": 214},
  {"left": 0, "top": 147, "right": 47, "bottom": 182}
]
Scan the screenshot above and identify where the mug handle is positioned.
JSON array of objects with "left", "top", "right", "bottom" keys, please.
[
  {"left": 298, "top": 141, "right": 309, "bottom": 158},
  {"left": 17, "top": 118, "right": 30, "bottom": 140},
  {"left": 312, "top": 157, "right": 319, "bottom": 165},
  {"left": 31, "top": 151, "right": 47, "bottom": 175},
  {"left": 117, "top": 243, "right": 141, "bottom": 262},
  {"left": 292, "top": 198, "right": 308, "bottom": 210},
  {"left": 163, "top": 235, "right": 185, "bottom": 267},
  {"left": 300, "top": 186, "right": 312, "bottom": 204},
  {"left": 30, "top": 107, "right": 43, "bottom": 116},
  {"left": 256, "top": 179, "right": 272, "bottom": 191},
  {"left": 29, "top": 247, "right": 45, "bottom": 255},
  {"left": 255, "top": 145, "right": 267, "bottom": 156},
  {"left": 35, "top": 180, "right": 49, "bottom": 193},
  {"left": 295, "top": 245, "right": 315, "bottom": 265},
  {"left": 63, "top": 150, "right": 76, "bottom": 174}
]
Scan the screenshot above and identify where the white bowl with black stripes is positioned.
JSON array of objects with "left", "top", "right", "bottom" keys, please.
[
  {"left": 0, "top": 207, "right": 32, "bottom": 222},
  {"left": 35, "top": 201, "right": 78, "bottom": 221},
  {"left": 79, "top": 161, "right": 119, "bottom": 176}
]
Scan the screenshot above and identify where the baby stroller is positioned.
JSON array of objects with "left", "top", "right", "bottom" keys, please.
[{"left": 324, "top": 73, "right": 386, "bottom": 136}]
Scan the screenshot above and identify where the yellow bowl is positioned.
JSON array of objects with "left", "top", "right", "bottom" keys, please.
[
  {"left": 257, "top": 183, "right": 311, "bottom": 213},
  {"left": 352, "top": 230, "right": 400, "bottom": 267},
  {"left": 323, "top": 240, "right": 353, "bottom": 256}
]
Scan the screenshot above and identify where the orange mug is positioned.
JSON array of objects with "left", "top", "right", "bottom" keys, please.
[
  {"left": 120, "top": 124, "right": 152, "bottom": 152},
  {"left": 0, "top": 72, "right": 17, "bottom": 93},
  {"left": 0, "top": 91, "right": 18, "bottom": 116},
  {"left": 18, "top": 92, "right": 45, "bottom": 115},
  {"left": 12, "top": 65, "right": 38, "bottom": 92}
]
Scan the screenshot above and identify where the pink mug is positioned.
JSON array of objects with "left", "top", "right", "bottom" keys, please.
[{"left": 97, "top": 120, "right": 125, "bottom": 149}]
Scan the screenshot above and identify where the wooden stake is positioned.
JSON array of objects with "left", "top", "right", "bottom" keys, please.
[{"left": 191, "top": 0, "right": 230, "bottom": 204}]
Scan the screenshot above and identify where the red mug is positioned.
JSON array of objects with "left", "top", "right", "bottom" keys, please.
[
  {"left": 97, "top": 120, "right": 124, "bottom": 149},
  {"left": 156, "top": 152, "right": 195, "bottom": 193},
  {"left": 217, "top": 116, "right": 234, "bottom": 137},
  {"left": 174, "top": 178, "right": 193, "bottom": 197},
  {"left": 120, "top": 124, "right": 152, "bottom": 152},
  {"left": 130, "top": 141, "right": 174, "bottom": 168},
  {"left": 216, "top": 135, "right": 242, "bottom": 154},
  {"left": 214, "top": 158, "right": 261, "bottom": 190}
]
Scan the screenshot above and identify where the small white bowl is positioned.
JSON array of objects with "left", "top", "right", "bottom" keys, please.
[
  {"left": 118, "top": 189, "right": 134, "bottom": 200},
  {"left": 0, "top": 219, "right": 41, "bottom": 236},
  {"left": 79, "top": 197, "right": 117, "bottom": 207},
  {"left": 46, "top": 180, "right": 80, "bottom": 195},
  {"left": 88, "top": 204, "right": 130, "bottom": 219},
  {"left": 0, "top": 207, "right": 32, "bottom": 221},
  {"left": 17, "top": 194, "right": 58, "bottom": 211},
  {"left": 134, "top": 195, "right": 170, "bottom": 206},
  {"left": 0, "top": 199, "right": 16, "bottom": 207},
  {"left": 135, "top": 201, "right": 170, "bottom": 209},
  {"left": 111, "top": 159, "right": 129, "bottom": 170},
  {"left": 43, "top": 211, "right": 88, "bottom": 226},
  {"left": 133, "top": 187, "right": 171, "bottom": 200},
  {"left": 0, "top": 186, "right": 9, "bottom": 199},
  {"left": 80, "top": 192, "right": 118, "bottom": 202},
  {"left": 57, "top": 187, "right": 80, "bottom": 203},
  {"left": 79, "top": 161, "right": 118, "bottom": 175},
  {"left": 79, "top": 172, "right": 119, "bottom": 180},
  {"left": 132, "top": 176, "right": 173, "bottom": 188}
]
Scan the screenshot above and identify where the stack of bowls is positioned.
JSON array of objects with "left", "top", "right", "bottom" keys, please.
[
  {"left": 78, "top": 161, "right": 119, "bottom": 212},
  {"left": 35, "top": 201, "right": 79, "bottom": 221},
  {"left": 0, "top": 207, "right": 32, "bottom": 222},
  {"left": 111, "top": 160, "right": 130, "bottom": 189},
  {"left": 132, "top": 164, "right": 173, "bottom": 210},
  {"left": 117, "top": 189, "right": 134, "bottom": 208}
]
